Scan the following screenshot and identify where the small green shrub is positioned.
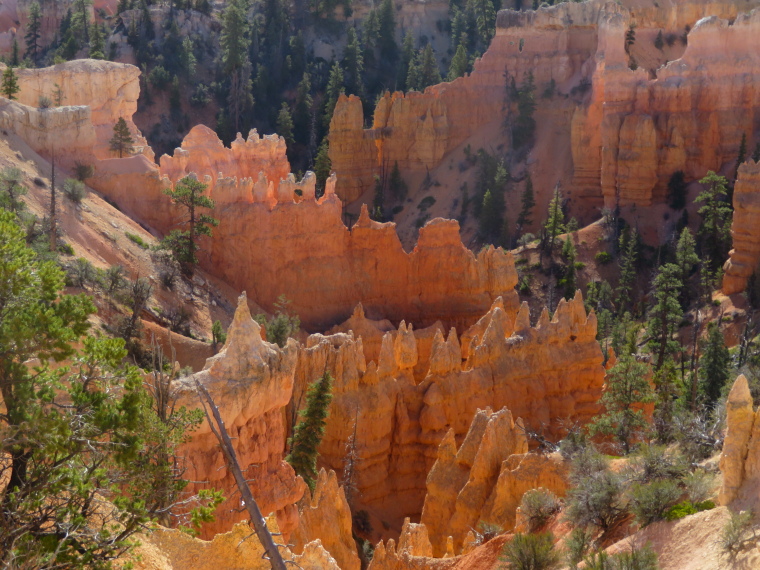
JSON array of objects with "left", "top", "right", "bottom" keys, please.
[
  {"left": 63, "top": 178, "right": 87, "bottom": 204},
  {"left": 58, "top": 242, "right": 75, "bottom": 256},
  {"left": 518, "top": 274, "right": 532, "bottom": 296},
  {"left": 595, "top": 251, "right": 612, "bottom": 265},
  {"left": 501, "top": 532, "right": 561, "bottom": 570},
  {"left": 584, "top": 545, "right": 658, "bottom": 570},
  {"left": 126, "top": 232, "right": 149, "bottom": 249},
  {"left": 720, "top": 510, "right": 754, "bottom": 556},
  {"left": 575, "top": 261, "right": 586, "bottom": 270},
  {"left": 629, "top": 479, "right": 682, "bottom": 526},
  {"left": 68, "top": 257, "right": 96, "bottom": 289},
  {"left": 664, "top": 500, "right": 715, "bottom": 521},
  {"left": 564, "top": 527, "right": 594, "bottom": 569},
  {"left": 683, "top": 470, "right": 716, "bottom": 504},
  {"left": 520, "top": 488, "right": 562, "bottom": 532}
]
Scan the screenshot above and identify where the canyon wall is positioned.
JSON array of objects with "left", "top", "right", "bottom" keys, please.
[
  {"left": 330, "top": 0, "right": 760, "bottom": 210},
  {"left": 723, "top": 161, "right": 760, "bottom": 295},
  {"left": 292, "top": 291, "right": 603, "bottom": 534},
  {"left": 92, "top": 122, "right": 520, "bottom": 331},
  {"left": 572, "top": 5, "right": 760, "bottom": 207},
  {"left": 0, "top": 60, "right": 148, "bottom": 165},
  {"left": 329, "top": 0, "right": 602, "bottom": 204},
  {"left": 174, "top": 293, "right": 305, "bottom": 538}
]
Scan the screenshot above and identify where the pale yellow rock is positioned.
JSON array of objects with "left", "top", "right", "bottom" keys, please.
[
  {"left": 290, "top": 469, "right": 361, "bottom": 570},
  {"left": 719, "top": 375, "right": 756, "bottom": 505}
]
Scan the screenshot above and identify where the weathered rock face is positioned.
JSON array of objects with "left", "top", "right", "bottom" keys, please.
[
  {"left": 0, "top": 60, "right": 147, "bottom": 166},
  {"left": 291, "top": 291, "right": 603, "bottom": 536},
  {"left": 573, "top": 5, "right": 760, "bottom": 207},
  {"left": 129, "top": 518, "right": 340, "bottom": 570},
  {"left": 174, "top": 293, "right": 305, "bottom": 538},
  {"left": 331, "top": 0, "right": 760, "bottom": 210},
  {"left": 290, "top": 469, "right": 361, "bottom": 570},
  {"left": 420, "top": 408, "right": 528, "bottom": 555},
  {"left": 723, "top": 161, "right": 760, "bottom": 295},
  {"left": 90, "top": 124, "right": 520, "bottom": 331},
  {"left": 718, "top": 374, "right": 760, "bottom": 506}
]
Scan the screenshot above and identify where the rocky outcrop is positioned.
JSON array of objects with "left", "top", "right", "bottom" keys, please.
[
  {"left": 718, "top": 374, "right": 760, "bottom": 505},
  {"left": 723, "top": 161, "right": 760, "bottom": 295},
  {"left": 420, "top": 408, "right": 528, "bottom": 555},
  {"left": 573, "top": 5, "right": 760, "bottom": 207},
  {"left": 6, "top": 60, "right": 146, "bottom": 158},
  {"left": 174, "top": 293, "right": 305, "bottom": 538},
  {"left": 290, "top": 291, "right": 602, "bottom": 536},
  {"left": 290, "top": 469, "right": 361, "bottom": 570},
  {"left": 331, "top": 0, "right": 760, "bottom": 210},
  {"left": 129, "top": 518, "right": 340, "bottom": 570},
  {"left": 91, "top": 124, "right": 520, "bottom": 331}
]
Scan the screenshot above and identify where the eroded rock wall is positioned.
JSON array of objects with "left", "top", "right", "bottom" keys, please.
[
  {"left": 723, "top": 161, "right": 760, "bottom": 295},
  {"left": 174, "top": 293, "right": 305, "bottom": 538},
  {"left": 292, "top": 291, "right": 603, "bottom": 534}
]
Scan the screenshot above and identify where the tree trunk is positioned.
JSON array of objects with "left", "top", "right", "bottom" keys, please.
[
  {"left": 49, "top": 154, "right": 56, "bottom": 253},
  {"left": 195, "top": 381, "right": 288, "bottom": 570}
]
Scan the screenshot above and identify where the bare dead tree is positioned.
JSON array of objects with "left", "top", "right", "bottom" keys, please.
[{"left": 194, "top": 380, "right": 288, "bottom": 570}]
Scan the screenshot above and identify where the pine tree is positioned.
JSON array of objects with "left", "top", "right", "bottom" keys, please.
[
  {"left": 416, "top": 44, "right": 442, "bottom": 90},
  {"left": 179, "top": 37, "right": 197, "bottom": 79},
  {"left": 699, "top": 322, "right": 730, "bottom": 408},
  {"left": 695, "top": 171, "right": 732, "bottom": 272},
  {"left": 221, "top": 0, "right": 252, "bottom": 132},
  {"left": 1, "top": 66, "right": 20, "bottom": 100},
  {"left": 276, "top": 102, "right": 295, "bottom": 147},
  {"left": 0, "top": 166, "right": 27, "bottom": 214},
  {"left": 10, "top": 39, "right": 19, "bottom": 66},
  {"left": 376, "top": 0, "right": 397, "bottom": 62},
  {"left": 398, "top": 31, "right": 415, "bottom": 90},
  {"left": 447, "top": 41, "right": 469, "bottom": 81},
  {"left": 24, "top": 2, "right": 42, "bottom": 66},
  {"left": 542, "top": 185, "right": 565, "bottom": 252},
  {"left": 753, "top": 141, "right": 760, "bottom": 163},
  {"left": 372, "top": 174, "right": 384, "bottom": 221},
  {"left": 666, "top": 170, "right": 687, "bottom": 210},
  {"left": 89, "top": 23, "right": 105, "bottom": 59},
  {"left": 674, "top": 227, "right": 698, "bottom": 307},
  {"left": 468, "top": 0, "right": 496, "bottom": 50},
  {"left": 561, "top": 236, "right": 577, "bottom": 300},
  {"left": 286, "top": 371, "right": 333, "bottom": 493},
  {"left": 323, "top": 61, "right": 344, "bottom": 128},
  {"left": 343, "top": 27, "right": 364, "bottom": 97},
  {"left": 617, "top": 228, "right": 638, "bottom": 313},
  {"left": 294, "top": 73, "right": 313, "bottom": 145},
  {"left": 513, "top": 72, "right": 536, "bottom": 149},
  {"left": 589, "top": 354, "right": 655, "bottom": 454},
  {"left": 514, "top": 174, "right": 535, "bottom": 241},
  {"left": 72, "top": 0, "right": 92, "bottom": 43},
  {"left": 647, "top": 263, "right": 683, "bottom": 370},
  {"left": 314, "top": 139, "right": 331, "bottom": 196},
  {"left": 109, "top": 117, "right": 134, "bottom": 158},
  {"left": 161, "top": 176, "right": 219, "bottom": 267},
  {"left": 388, "top": 161, "right": 408, "bottom": 200}
]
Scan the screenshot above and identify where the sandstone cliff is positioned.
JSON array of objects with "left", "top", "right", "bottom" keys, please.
[
  {"left": 90, "top": 124, "right": 520, "bottom": 331},
  {"left": 291, "top": 291, "right": 602, "bottom": 536},
  {"left": 290, "top": 469, "right": 361, "bottom": 570},
  {"left": 330, "top": 0, "right": 760, "bottom": 213},
  {"left": 718, "top": 374, "right": 760, "bottom": 506},
  {"left": 174, "top": 293, "right": 305, "bottom": 538},
  {"left": 723, "top": 161, "right": 760, "bottom": 295}
]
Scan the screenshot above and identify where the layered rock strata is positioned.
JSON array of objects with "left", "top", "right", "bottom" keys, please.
[
  {"left": 723, "top": 161, "right": 760, "bottom": 295},
  {"left": 174, "top": 293, "right": 305, "bottom": 538},
  {"left": 330, "top": 0, "right": 760, "bottom": 208},
  {"left": 92, "top": 122, "right": 520, "bottom": 330},
  {"left": 293, "top": 291, "right": 603, "bottom": 533}
]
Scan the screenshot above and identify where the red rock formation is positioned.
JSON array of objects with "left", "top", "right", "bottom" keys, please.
[
  {"left": 291, "top": 291, "right": 603, "bottom": 536},
  {"left": 723, "top": 161, "right": 760, "bottom": 295},
  {"left": 331, "top": 0, "right": 760, "bottom": 211},
  {"left": 290, "top": 469, "right": 361, "bottom": 570},
  {"left": 174, "top": 293, "right": 305, "bottom": 538}
]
